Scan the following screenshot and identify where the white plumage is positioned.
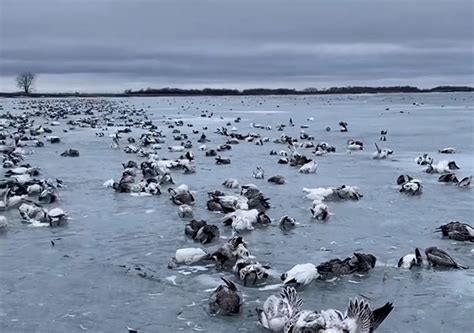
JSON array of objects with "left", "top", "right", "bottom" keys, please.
[
  {"left": 282, "top": 263, "right": 319, "bottom": 285},
  {"left": 299, "top": 161, "right": 318, "bottom": 174},
  {"left": 174, "top": 248, "right": 208, "bottom": 265}
]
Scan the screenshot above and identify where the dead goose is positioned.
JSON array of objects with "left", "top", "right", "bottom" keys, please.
[
  {"left": 400, "top": 179, "right": 422, "bottom": 195},
  {"left": 168, "top": 247, "right": 210, "bottom": 268},
  {"left": 317, "top": 252, "right": 377, "bottom": 280},
  {"left": 284, "top": 298, "right": 393, "bottom": 333},
  {"left": 435, "top": 221, "right": 474, "bottom": 242},
  {"left": 168, "top": 186, "right": 195, "bottom": 205},
  {"left": 438, "top": 147, "right": 456, "bottom": 154},
  {"left": 223, "top": 178, "right": 240, "bottom": 189},
  {"left": 233, "top": 258, "right": 271, "bottom": 286},
  {"left": 438, "top": 173, "right": 458, "bottom": 183},
  {"left": 268, "top": 175, "right": 285, "bottom": 185},
  {"left": 253, "top": 167, "right": 265, "bottom": 179},
  {"left": 281, "top": 263, "right": 318, "bottom": 286},
  {"left": 310, "top": 203, "right": 330, "bottom": 221},
  {"left": 279, "top": 215, "right": 296, "bottom": 231},
  {"left": 425, "top": 160, "right": 460, "bottom": 173},
  {"left": 456, "top": 176, "right": 471, "bottom": 188},
  {"left": 425, "top": 247, "right": 468, "bottom": 269},
  {"left": 209, "top": 278, "right": 241, "bottom": 315},
  {"left": 216, "top": 156, "right": 231, "bottom": 165},
  {"left": 257, "top": 286, "right": 303, "bottom": 332},
  {"left": 397, "top": 248, "right": 423, "bottom": 269},
  {"left": 178, "top": 204, "right": 193, "bottom": 218}
]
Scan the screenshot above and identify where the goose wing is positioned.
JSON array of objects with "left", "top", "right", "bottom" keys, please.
[{"left": 425, "top": 247, "right": 459, "bottom": 267}]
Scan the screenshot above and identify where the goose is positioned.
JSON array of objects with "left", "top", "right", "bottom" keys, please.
[
  {"left": 438, "top": 147, "right": 456, "bottom": 154},
  {"left": 256, "top": 211, "right": 272, "bottom": 226},
  {"left": 215, "top": 156, "right": 231, "bottom": 165},
  {"left": 0, "top": 216, "right": 8, "bottom": 231},
  {"left": 314, "top": 142, "right": 336, "bottom": 156},
  {"left": 194, "top": 224, "right": 220, "bottom": 244},
  {"left": 299, "top": 160, "right": 317, "bottom": 174},
  {"left": 371, "top": 143, "right": 393, "bottom": 159},
  {"left": 185, "top": 219, "right": 207, "bottom": 239},
  {"left": 178, "top": 204, "right": 193, "bottom": 218},
  {"left": 435, "top": 221, "right": 474, "bottom": 242},
  {"left": 222, "top": 178, "right": 240, "bottom": 189},
  {"left": 143, "top": 180, "right": 160, "bottom": 195},
  {"left": 290, "top": 154, "right": 312, "bottom": 167},
  {"left": 253, "top": 167, "right": 265, "bottom": 179},
  {"left": 310, "top": 203, "right": 330, "bottom": 221},
  {"left": 18, "top": 202, "right": 48, "bottom": 222},
  {"left": 208, "top": 192, "right": 249, "bottom": 212},
  {"left": 211, "top": 236, "right": 250, "bottom": 267},
  {"left": 60, "top": 149, "right": 79, "bottom": 157},
  {"left": 303, "top": 187, "right": 334, "bottom": 201},
  {"left": 209, "top": 278, "right": 241, "bottom": 315},
  {"left": 438, "top": 173, "right": 458, "bottom": 183},
  {"left": 425, "top": 247, "right": 468, "bottom": 269},
  {"left": 39, "top": 188, "right": 57, "bottom": 204},
  {"left": 168, "top": 247, "right": 210, "bottom": 268},
  {"left": 281, "top": 263, "right": 319, "bottom": 286},
  {"left": 159, "top": 173, "right": 175, "bottom": 185},
  {"left": 233, "top": 258, "right": 271, "bottom": 286},
  {"left": 317, "top": 252, "right": 377, "bottom": 280},
  {"left": 278, "top": 157, "right": 289, "bottom": 164},
  {"left": 217, "top": 144, "right": 232, "bottom": 151},
  {"left": 206, "top": 149, "right": 217, "bottom": 157},
  {"left": 279, "top": 215, "right": 296, "bottom": 231},
  {"left": 426, "top": 160, "right": 460, "bottom": 173},
  {"left": 0, "top": 188, "right": 27, "bottom": 210},
  {"left": 339, "top": 121, "right": 348, "bottom": 132},
  {"left": 268, "top": 175, "right": 285, "bottom": 185},
  {"left": 400, "top": 179, "right": 422, "bottom": 195},
  {"left": 27, "top": 183, "right": 43, "bottom": 194},
  {"left": 222, "top": 209, "right": 262, "bottom": 232},
  {"left": 456, "top": 176, "right": 471, "bottom": 188},
  {"left": 346, "top": 139, "right": 363, "bottom": 151},
  {"left": 199, "top": 144, "right": 207, "bottom": 151},
  {"left": 48, "top": 207, "right": 67, "bottom": 227},
  {"left": 257, "top": 286, "right": 303, "bottom": 332},
  {"left": 168, "top": 187, "right": 195, "bottom": 205},
  {"left": 284, "top": 298, "right": 394, "bottom": 333},
  {"left": 415, "top": 153, "right": 433, "bottom": 166},
  {"left": 396, "top": 174, "right": 412, "bottom": 185},
  {"left": 397, "top": 248, "right": 423, "bottom": 269},
  {"left": 303, "top": 186, "right": 362, "bottom": 202},
  {"left": 168, "top": 145, "right": 185, "bottom": 152}
]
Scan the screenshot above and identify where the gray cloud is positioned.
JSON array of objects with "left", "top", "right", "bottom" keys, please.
[{"left": 0, "top": 0, "right": 473, "bottom": 92}]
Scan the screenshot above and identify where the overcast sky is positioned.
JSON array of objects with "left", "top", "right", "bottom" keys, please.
[{"left": 0, "top": 0, "right": 472, "bottom": 92}]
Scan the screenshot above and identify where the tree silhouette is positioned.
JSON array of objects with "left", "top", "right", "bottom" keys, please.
[{"left": 16, "top": 72, "right": 35, "bottom": 94}]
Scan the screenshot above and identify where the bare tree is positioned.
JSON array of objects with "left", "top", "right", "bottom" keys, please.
[{"left": 16, "top": 72, "right": 35, "bottom": 94}]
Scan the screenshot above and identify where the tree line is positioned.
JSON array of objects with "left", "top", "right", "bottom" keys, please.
[{"left": 123, "top": 85, "right": 473, "bottom": 96}]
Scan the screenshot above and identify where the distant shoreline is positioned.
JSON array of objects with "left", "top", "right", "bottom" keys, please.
[{"left": 0, "top": 86, "right": 472, "bottom": 98}]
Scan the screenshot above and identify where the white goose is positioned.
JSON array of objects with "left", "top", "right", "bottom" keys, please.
[
  {"left": 257, "top": 286, "right": 303, "bottom": 332},
  {"left": 372, "top": 143, "right": 393, "bottom": 159},
  {"left": 168, "top": 248, "right": 209, "bottom": 268},
  {"left": 310, "top": 202, "right": 330, "bottom": 221},
  {"left": 299, "top": 160, "right": 318, "bottom": 174},
  {"left": 223, "top": 178, "right": 240, "bottom": 189},
  {"left": 426, "top": 160, "right": 460, "bottom": 173},
  {"left": 281, "top": 263, "right": 319, "bottom": 286},
  {"left": 284, "top": 298, "right": 394, "bottom": 333}
]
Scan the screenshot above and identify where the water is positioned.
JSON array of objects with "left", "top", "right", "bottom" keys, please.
[{"left": 0, "top": 93, "right": 473, "bottom": 332}]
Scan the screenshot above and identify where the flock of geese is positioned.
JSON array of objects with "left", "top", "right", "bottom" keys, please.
[{"left": 0, "top": 97, "right": 472, "bottom": 332}]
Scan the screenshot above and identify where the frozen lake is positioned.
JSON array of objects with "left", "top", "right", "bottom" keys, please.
[{"left": 0, "top": 92, "right": 473, "bottom": 332}]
